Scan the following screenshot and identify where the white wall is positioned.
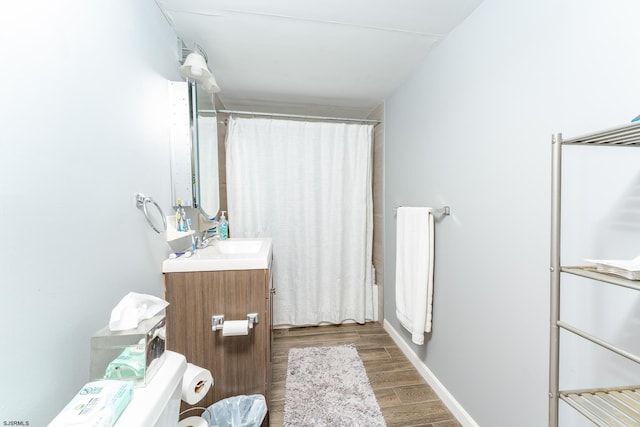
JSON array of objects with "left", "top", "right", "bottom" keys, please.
[
  {"left": 0, "top": 1, "right": 180, "bottom": 425},
  {"left": 384, "top": 1, "right": 640, "bottom": 426}
]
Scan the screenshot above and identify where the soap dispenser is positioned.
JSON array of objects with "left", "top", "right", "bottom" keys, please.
[{"left": 220, "top": 211, "right": 229, "bottom": 240}]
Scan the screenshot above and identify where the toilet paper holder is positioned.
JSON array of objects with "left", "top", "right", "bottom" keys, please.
[{"left": 211, "top": 313, "right": 259, "bottom": 331}]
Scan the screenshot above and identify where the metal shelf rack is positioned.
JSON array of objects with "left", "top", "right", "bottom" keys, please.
[{"left": 549, "top": 122, "right": 640, "bottom": 427}]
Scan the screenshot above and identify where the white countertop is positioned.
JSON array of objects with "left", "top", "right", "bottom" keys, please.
[{"left": 161, "top": 237, "right": 272, "bottom": 273}]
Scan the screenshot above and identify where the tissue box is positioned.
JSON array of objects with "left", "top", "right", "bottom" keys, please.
[{"left": 90, "top": 314, "right": 166, "bottom": 387}]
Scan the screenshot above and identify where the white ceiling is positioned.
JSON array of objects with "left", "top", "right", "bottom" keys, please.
[{"left": 155, "top": 0, "right": 483, "bottom": 118}]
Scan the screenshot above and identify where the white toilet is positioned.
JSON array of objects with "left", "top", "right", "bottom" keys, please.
[{"left": 115, "top": 350, "right": 187, "bottom": 427}]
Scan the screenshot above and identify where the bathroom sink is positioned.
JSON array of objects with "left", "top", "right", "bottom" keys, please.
[
  {"left": 162, "top": 237, "right": 272, "bottom": 273},
  {"left": 217, "top": 239, "right": 263, "bottom": 254}
]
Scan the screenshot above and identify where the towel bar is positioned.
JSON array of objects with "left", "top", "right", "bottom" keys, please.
[{"left": 392, "top": 205, "right": 450, "bottom": 216}]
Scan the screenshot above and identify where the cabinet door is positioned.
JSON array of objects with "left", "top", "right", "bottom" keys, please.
[
  {"left": 164, "top": 269, "right": 268, "bottom": 409},
  {"left": 265, "top": 266, "right": 273, "bottom": 399}
]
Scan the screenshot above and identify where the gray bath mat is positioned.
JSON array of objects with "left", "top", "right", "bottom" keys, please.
[{"left": 284, "top": 344, "right": 386, "bottom": 427}]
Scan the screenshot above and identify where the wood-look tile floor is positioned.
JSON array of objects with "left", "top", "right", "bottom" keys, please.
[{"left": 269, "top": 322, "right": 462, "bottom": 427}]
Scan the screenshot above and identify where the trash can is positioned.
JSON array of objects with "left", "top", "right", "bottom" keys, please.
[{"left": 201, "top": 394, "right": 267, "bottom": 427}]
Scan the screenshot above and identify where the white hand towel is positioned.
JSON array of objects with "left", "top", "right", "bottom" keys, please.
[{"left": 395, "top": 207, "right": 434, "bottom": 345}]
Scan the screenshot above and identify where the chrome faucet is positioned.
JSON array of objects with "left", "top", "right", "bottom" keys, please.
[{"left": 198, "top": 228, "right": 219, "bottom": 249}]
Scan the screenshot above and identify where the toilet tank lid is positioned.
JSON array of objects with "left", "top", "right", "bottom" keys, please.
[{"left": 114, "top": 351, "right": 187, "bottom": 426}]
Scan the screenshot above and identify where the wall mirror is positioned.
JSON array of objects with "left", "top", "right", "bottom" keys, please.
[{"left": 191, "top": 81, "right": 220, "bottom": 220}]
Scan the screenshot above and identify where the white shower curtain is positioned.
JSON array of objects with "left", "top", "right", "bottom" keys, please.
[{"left": 226, "top": 117, "right": 374, "bottom": 326}]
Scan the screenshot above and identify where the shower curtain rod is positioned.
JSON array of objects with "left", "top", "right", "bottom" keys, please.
[{"left": 199, "top": 109, "right": 380, "bottom": 125}]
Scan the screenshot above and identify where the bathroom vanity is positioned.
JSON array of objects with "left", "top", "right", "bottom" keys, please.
[{"left": 162, "top": 238, "right": 273, "bottom": 421}]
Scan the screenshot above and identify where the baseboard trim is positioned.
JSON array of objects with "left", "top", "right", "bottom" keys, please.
[{"left": 383, "top": 320, "right": 479, "bottom": 427}]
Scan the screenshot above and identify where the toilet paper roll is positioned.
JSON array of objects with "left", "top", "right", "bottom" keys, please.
[
  {"left": 177, "top": 416, "right": 208, "bottom": 427},
  {"left": 181, "top": 363, "right": 213, "bottom": 405},
  {"left": 222, "top": 320, "right": 249, "bottom": 336}
]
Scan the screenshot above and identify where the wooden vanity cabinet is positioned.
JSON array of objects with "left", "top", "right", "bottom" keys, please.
[{"left": 163, "top": 267, "right": 272, "bottom": 420}]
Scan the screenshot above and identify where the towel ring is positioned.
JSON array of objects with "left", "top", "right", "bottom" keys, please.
[{"left": 136, "top": 193, "right": 167, "bottom": 234}]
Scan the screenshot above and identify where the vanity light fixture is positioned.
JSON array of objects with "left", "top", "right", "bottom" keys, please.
[{"left": 180, "top": 44, "right": 220, "bottom": 93}]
